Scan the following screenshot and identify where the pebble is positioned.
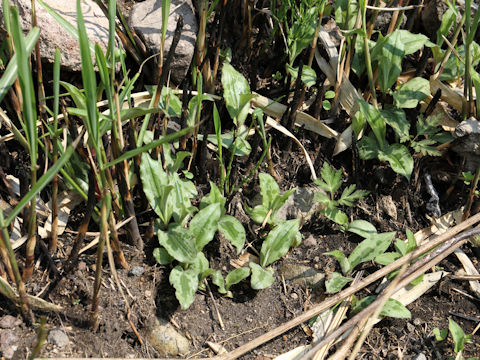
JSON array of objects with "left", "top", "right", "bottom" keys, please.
[
  {"left": 303, "top": 235, "right": 317, "bottom": 247},
  {"left": 146, "top": 317, "right": 190, "bottom": 356},
  {"left": 77, "top": 261, "right": 87, "bottom": 271},
  {"left": 413, "top": 353, "right": 427, "bottom": 360},
  {"left": 129, "top": 266, "right": 145, "bottom": 276},
  {"left": 0, "top": 330, "right": 19, "bottom": 359},
  {"left": 0, "top": 315, "right": 21, "bottom": 329},
  {"left": 47, "top": 329, "right": 70, "bottom": 348}
]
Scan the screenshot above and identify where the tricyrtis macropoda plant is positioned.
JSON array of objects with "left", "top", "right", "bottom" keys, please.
[
  {"left": 314, "top": 163, "right": 368, "bottom": 231},
  {"left": 245, "top": 173, "right": 301, "bottom": 290},
  {"left": 246, "top": 173, "right": 296, "bottom": 226},
  {"left": 147, "top": 178, "right": 247, "bottom": 308},
  {"left": 350, "top": 28, "right": 451, "bottom": 180}
]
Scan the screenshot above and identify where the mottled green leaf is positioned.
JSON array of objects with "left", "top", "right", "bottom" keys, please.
[
  {"left": 378, "top": 143, "right": 413, "bottom": 180},
  {"left": 225, "top": 267, "right": 251, "bottom": 290},
  {"left": 218, "top": 215, "right": 245, "bottom": 254},
  {"left": 260, "top": 219, "right": 300, "bottom": 267},
  {"left": 190, "top": 203, "right": 222, "bottom": 251},
  {"left": 158, "top": 224, "right": 197, "bottom": 264},
  {"left": 249, "top": 262, "right": 275, "bottom": 290},
  {"left": 348, "top": 232, "right": 395, "bottom": 270},
  {"left": 326, "top": 272, "right": 352, "bottom": 293},
  {"left": 169, "top": 266, "right": 198, "bottom": 309}
]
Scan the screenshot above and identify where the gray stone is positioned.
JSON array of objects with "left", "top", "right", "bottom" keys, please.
[
  {"left": 0, "top": 330, "right": 19, "bottom": 359},
  {"left": 0, "top": 0, "right": 122, "bottom": 72},
  {"left": 146, "top": 317, "right": 190, "bottom": 357},
  {"left": 279, "top": 264, "right": 325, "bottom": 290},
  {"left": 451, "top": 117, "right": 480, "bottom": 172},
  {"left": 129, "top": 0, "right": 198, "bottom": 84},
  {"left": 47, "top": 329, "right": 70, "bottom": 348},
  {"left": 421, "top": 0, "right": 465, "bottom": 39},
  {"left": 275, "top": 186, "right": 325, "bottom": 223},
  {"left": 0, "top": 315, "right": 21, "bottom": 329},
  {"left": 413, "top": 353, "right": 427, "bottom": 360},
  {"left": 377, "top": 195, "right": 397, "bottom": 220},
  {"left": 129, "top": 266, "right": 145, "bottom": 276}
]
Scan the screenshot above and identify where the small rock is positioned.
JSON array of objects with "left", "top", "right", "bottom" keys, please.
[
  {"left": 0, "top": 0, "right": 122, "bottom": 72},
  {"left": 275, "top": 186, "right": 325, "bottom": 223},
  {"left": 0, "top": 315, "right": 21, "bottom": 329},
  {"left": 303, "top": 235, "right": 317, "bottom": 247},
  {"left": 77, "top": 261, "right": 87, "bottom": 271},
  {"left": 279, "top": 264, "right": 325, "bottom": 290},
  {"left": 290, "top": 292, "right": 298, "bottom": 300},
  {"left": 146, "top": 318, "right": 190, "bottom": 357},
  {"left": 0, "top": 330, "right": 19, "bottom": 359},
  {"left": 413, "top": 353, "right": 427, "bottom": 360},
  {"left": 452, "top": 117, "right": 480, "bottom": 172},
  {"left": 406, "top": 322, "right": 415, "bottom": 333},
  {"left": 413, "top": 318, "right": 422, "bottom": 326},
  {"left": 377, "top": 195, "right": 397, "bottom": 220},
  {"left": 47, "top": 329, "right": 70, "bottom": 348},
  {"left": 129, "top": 0, "right": 198, "bottom": 84},
  {"left": 129, "top": 266, "right": 145, "bottom": 276}
]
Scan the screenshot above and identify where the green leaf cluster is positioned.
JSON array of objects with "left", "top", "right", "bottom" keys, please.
[
  {"left": 246, "top": 173, "right": 296, "bottom": 225},
  {"left": 314, "top": 163, "right": 368, "bottom": 230},
  {"left": 433, "top": 318, "right": 474, "bottom": 355}
]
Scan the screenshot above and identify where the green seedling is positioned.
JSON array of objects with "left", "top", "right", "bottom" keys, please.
[
  {"left": 325, "top": 230, "right": 395, "bottom": 293},
  {"left": 322, "top": 90, "right": 335, "bottom": 111},
  {"left": 350, "top": 295, "right": 411, "bottom": 319},
  {"left": 433, "top": 318, "right": 475, "bottom": 359},
  {"left": 152, "top": 180, "right": 246, "bottom": 309},
  {"left": 246, "top": 173, "right": 296, "bottom": 226},
  {"left": 375, "top": 229, "right": 423, "bottom": 285},
  {"left": 314, "top": 163, "right": 369, "bottom": 231}
]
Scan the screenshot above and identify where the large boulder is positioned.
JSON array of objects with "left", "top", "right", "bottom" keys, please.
[
  {"left": 0, "top": 0, "right": 122, "bottom": 71},
  {"left": 129, "top": 0, "right": 198, "bottom": 84}
]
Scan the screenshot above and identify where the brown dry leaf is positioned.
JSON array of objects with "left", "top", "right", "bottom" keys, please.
[{"left": 230, "top": 252, "right": 259, "bottom": 269}]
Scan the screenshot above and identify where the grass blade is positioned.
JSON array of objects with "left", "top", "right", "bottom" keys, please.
[
  {"left": 76, "top": 0, "right": 99, "bottom": 151},
  {"left": 5, "top": 132, "right": 83, "bottom": 226}
]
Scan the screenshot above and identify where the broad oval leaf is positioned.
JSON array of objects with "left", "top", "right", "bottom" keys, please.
[
  {"left": 377, "top": 30, "right": 405, "bottom": 92},
  {"left": 190, "top": 203, "right": 222, "bottom": 251},
  {"left": 225, "top": 267, "right": 251, "bottom": 290},
  {"left": 348, "top": 232, "right": 395, "bottom": 270},
  {"left": 260, "top": 219, "right": 300, "bottom": 267},
  {"left": 397, "top": 30, "right": 430, "bottom": 55},
  {"left": 158, "top": 224, "right": 197, "bottom": 264},
  {"left": 358, "top": 100, "right": 387, "bottom": 150},
  {"left": 393, "top": 77, "right": 430, "bottom": 109},
  {"left": 286, "top": 64, "right": 317, "bottom": 88},
  {"left": 139, "top": 153, "right": 170, "bottom": 221},
  {"left": 351, "top": 296, "right": 410, "bottom": 319},
  {"left": 380, "top": 107, "right": 410, "bottom": 142},
  {"left": 169, "top": 266, "right": 198, "bottom": 309},
  {"left": 212, "top": 270, "right": 226, "bottom": 294},
  {"left": 449, "top": 318, "right": 466, "bottom": 353},
  {"left": 378, "top": 143, "right": 413, "bottom": 180},
  {"left": 347, "top": 220, "right": 377, "bottom": 238},
  {"left": 259, "top": 173, "right": 280, "bottom": 209},
  {"left": 218, "top": 215, "right": 246, "bottom": 254},
  {"left": 325, "top": 250, "right": 351, "bottom": 275},
  {"left": 375, "top": 252, "right": 401, "bottom": 266},
  {"left": 222, "top": 63, "right": 252, "bottom": 126},
  {"left": 249, "top": 262, "right": 275, "bottom": 290},
  {"left": 326, "top": 272, "right": 353, "bottom": 293},
  {"left": 153, "top": 247, "right": 174, "bottom": 265},
  {"left": 380, "top": 298, "right": 411, "bottom": 319}
]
